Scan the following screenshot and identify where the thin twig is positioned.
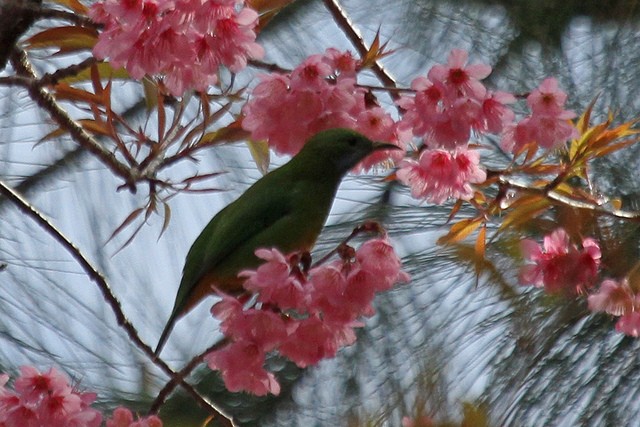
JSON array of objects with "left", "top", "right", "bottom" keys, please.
[
  {"left": 498, "top": 175, "right": 640, "bottom": 221},
  {"left": 9, "top": 48, "right": 139, "bottom": 191},
  {"left": 39, "top": 57, "right": 99, "bottom": 86},
  {"left": 322, "top": 0, "right": 399, "bottom": 99},
  {"left": 149, "top": 337, "right": 230, "bottom": 414},
  {"left": 0, "top": 180, "right": 235, "bottom": 426},
  {"left": 312, "top": 221, "right": 384, "bottom": 268},
  {"left": 248, "top": 59, "right": 290, "bottom": 74}
]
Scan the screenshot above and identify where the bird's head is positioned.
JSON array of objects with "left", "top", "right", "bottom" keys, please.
[{"left": 300, "top": 128, "right": 401, "bottom": 174}]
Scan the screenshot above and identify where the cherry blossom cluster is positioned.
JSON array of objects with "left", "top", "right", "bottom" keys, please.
[
  {"left": 89, "top": 0, "right": 263, "bottom": 96},
  {"left": 0, "top": 366, "right": 161, "bottom": 427},
  {"left": 106, "top": 407, "right": 162, "bottom": 427},
  {"left": 205, "top": 237, "right": 410, "bottom": 395},
  {"left": 394, "top": 49, "right": 511, "bottom": 204},
  {"left": 241, "top": 48, "right": 407, "bottom": 171},
  {"left": 519, "top": 228, "right": 601, "bottom": 294},
  {"left": 501, "top": 78, "right": 579, "bottom": 153},
  {"left": 519, "top": 228, "right": 640, "bottom": 338},
  {"left": 396, "top": 148, "right": 486, "bottom": 204},
  {"left": 397, "top": 49, "right": 514, "bottom": 149}
]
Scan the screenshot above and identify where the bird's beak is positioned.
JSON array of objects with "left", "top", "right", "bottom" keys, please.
[{"left": 373, "top": 141, "right": 403, "bottom": 151}]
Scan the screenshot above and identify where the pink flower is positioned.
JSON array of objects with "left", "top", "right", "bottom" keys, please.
[
  {"left": 0, "top": 367, "right": 102, "bottom": 427},
  {"left": 527, "top": 77, "right": 568, "bottom": 115},
  {"left": 519, "top": 228, "right": 601, "bottom": 294},
  {"left": 207, "top": 236, "right": 408, "bottom": 395},
  {"left": 356, "top": 237, "right": 411, "bottom": 291},
  {"left": 397, "top": 147, "right": 486, "bottom": 204},
  {"left": 240, "top": 248, "right": 307, "bottom": 311},
  {"left": 242, "top": 49, "right": 406, "bottom": 168},
  {"left": 324, "top": 48, "right": 358, "bottom": 78},
  {"left": 616, "top": 312, "right": 640, "bottom": 337},
  {"left": 14, "top": 366, "right": 69, "bottom": 404},
  {"left": 588, "top": 278, "right": 634, "bottom": 316},
  {"left": 398, "top": 49, "right": 511, "bottom": 149},
  {"left": 106, "top": 407, "right": 163, "bottom": 427},
  {"left": 106, "top": 407, "right": 134, "bottom": 427},
  {"left": 501, "top": 78, "right": 578, "bottom": 152},
  {"left": 213, "top": 296, "right": 288, "bottom": 351},
  {"left": 427, "top": 49, "right": 491, "bottom": 100},
  {"left": 90, "top": 0, "right": 263, "bottom": 96},
  {"left": 205, "top": 342, "right": 280, "bottom": 396},
  {"left": 290, "top": 54, "right": 334, "bottom": 91},
  {"left": 482, "top": 91, "right": 516, "bottom": 133},
  {"left": 306, "top": 264, "right": 351, "bottom": 321},
  {"left": 278, "top": 316, "right": 357, "bottom": 368}
]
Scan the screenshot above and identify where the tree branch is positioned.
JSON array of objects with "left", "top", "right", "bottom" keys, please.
[
  {"left": 0, "top": 179, "right": 235, "bottom": 427},
  {"left": 149, "top": 337, "right": 230, "bottom": 414},
  {"left": 498, "top": 175, "right": 640, "bottom": 221},
  {"left": 9, "top": 48, "right": 140, "bottom": 191},
  {"left": 322, "top": 0, "right": 399, "bottom": 99}
]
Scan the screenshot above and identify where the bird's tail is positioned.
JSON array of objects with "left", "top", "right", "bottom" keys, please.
[{"left": 154, "top": 312, "right": 179, "bottom": 357}]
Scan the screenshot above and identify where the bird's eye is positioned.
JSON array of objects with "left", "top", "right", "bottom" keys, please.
[{"left": 348, "top": 137, "right": 358, "bottom": 146}]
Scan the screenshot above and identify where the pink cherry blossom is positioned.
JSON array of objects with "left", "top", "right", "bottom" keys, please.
[
  {"left": 482, "top": 91, "right": 517, "bottom": 133},
  {"left": 397, "top": 147, "right": 486, "bottom": 204},
  {"left": 356, "top": 237, "right": 411, "bottom": 291},
  {"left": 519, "top": 228, "right": 601, "bottom": 294},
  {"left": 207, "top": 235, "right": 408, "bottom": 395},
  {"left": 213, "top": 296, "right": 288, "bottom": 351},
  {"left": 587, "top": 277, "right": 640, "bottom": 338},
  {"left": 241, "top": 49, "right": 406, "bottom": 168},
  {"left": 587, "top": 278, "right": 635, "bottom": 316},
  {"left": 527, "top": 77, "right": 569, "bottom": 115},
  {"left": 616, "top": 312, "right": 640, "bottom": 337},
  {"left": 501, "top": 77, "right": 578, "bottom": 152},
  {"left": 427, "top": 48, "right": 492, "bottom": 100},
  {"left": 205, "top": 341, "right": 281, "bottom": 396},
  {"left": 90, "top": 0, "right": 263, "bottom": 96},
  {"left": 14, "top": 366, "right": 69, "bottom": 404},
  {"left": 240, "top": 248, "right": 307, "bottom": 311},
  {"left": 105, "top": 407, "right": 162, "bottom": 427},
  {"left": 0, "top": 366, "right": 102, "bottom": 427},
  {"left": 278, "top": 315, "right": 358, "bottom": 368},
  {"left": 398, "top": 49, "right": 513, "bottom": 149}
]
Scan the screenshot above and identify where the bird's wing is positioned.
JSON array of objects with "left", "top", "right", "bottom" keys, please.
[
  {"left": 155, "top": 181, "right": 296, "bottom": 355},
  {"left": 175, "top": 181, "right": 295, "bottom": 311}
]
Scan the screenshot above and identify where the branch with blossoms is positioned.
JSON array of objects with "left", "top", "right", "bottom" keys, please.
[
  {"left": 4, "top": 0, "right": 640, "bottom": 423},
  {"left": 0, "top": 179, "right": 235, "bottom": 426},
  {"left": 148, "top": 221, "right": 408, "bottom": 407}
]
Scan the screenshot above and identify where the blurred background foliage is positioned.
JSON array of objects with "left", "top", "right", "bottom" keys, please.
[{"left": 2, "top": 0, "right": 640, "bottom": 425}]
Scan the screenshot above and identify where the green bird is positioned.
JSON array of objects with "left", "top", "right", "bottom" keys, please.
[{"left": 154, "top": 128, "right": 399, "bottom": 356}]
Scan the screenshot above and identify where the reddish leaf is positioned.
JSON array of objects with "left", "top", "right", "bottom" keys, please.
[
  {"left": 24, "top": 26, "right": 98, "bottom": 54},
  {"left": 108, "top": 208, "right": 144, "bottom": 243},
  {"left": 54, "top": 82, "right": 103, "bottom": 104},
  {"left": 40, "top": 119, "right": 112, "bottom": 142},
  {"left": 158, "top": 202, "right": 172, "bottom": 240}
]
